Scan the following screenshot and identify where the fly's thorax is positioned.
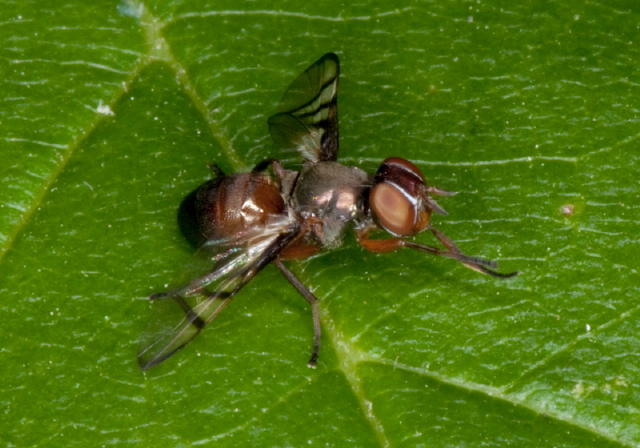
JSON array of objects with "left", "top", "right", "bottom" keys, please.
[{"left": 293, "top": 161, "right": 369, "bottom": 248}]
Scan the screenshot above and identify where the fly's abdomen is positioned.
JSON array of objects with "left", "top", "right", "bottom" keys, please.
[{"left": 182, "top": 173, "right": 286, "bottom": 248}]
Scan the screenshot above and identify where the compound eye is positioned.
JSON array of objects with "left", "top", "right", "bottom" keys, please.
[{"left": 370, "top": 182, "right": 417, "bottom": 236}]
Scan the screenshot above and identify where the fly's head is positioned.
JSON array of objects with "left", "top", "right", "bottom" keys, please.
[{"left": 369, "top": 157, "right": 455, "bottom": 237}]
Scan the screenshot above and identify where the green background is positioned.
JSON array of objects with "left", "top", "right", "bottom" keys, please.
[{"left": 1, "top": 0, "right": 639, "bottom": 446}]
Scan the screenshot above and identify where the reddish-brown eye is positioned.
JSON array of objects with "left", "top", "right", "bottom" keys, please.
[
  {"left": 370, "top": 157, "right": 432, "bottom": 236},
  {"left": 370, "top": 182, "right": 416, "bottom": 236},
  {"left": 382, "top": 157, "right": 425, "bottom": 182}
]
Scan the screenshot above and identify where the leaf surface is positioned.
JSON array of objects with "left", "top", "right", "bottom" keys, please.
[{"left": 1, "top": 1, "right": 639, "bottom": 446}]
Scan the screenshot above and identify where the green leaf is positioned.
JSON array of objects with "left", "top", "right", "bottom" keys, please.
[{"left": 1, "top": 0, "right": 639, "bottom": 446}]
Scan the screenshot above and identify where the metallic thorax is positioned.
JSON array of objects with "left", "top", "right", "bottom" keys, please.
[{"left": 293, "top": 161, "right": 369, "bottom": 248}]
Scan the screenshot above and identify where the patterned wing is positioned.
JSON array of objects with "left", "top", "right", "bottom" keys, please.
[
  {"left": 137, "top": 217, "right": 301, "bottom": 370},
  {"left": 268, "top": 53, "right": 340, "bottom": 163}
]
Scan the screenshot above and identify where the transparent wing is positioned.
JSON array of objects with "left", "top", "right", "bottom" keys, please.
[
  {"left": 268, "top": 53, "right": 340, "bottom": 163},
  {"left": 138, "top": 216, "right": 301, "bottom": 370}
]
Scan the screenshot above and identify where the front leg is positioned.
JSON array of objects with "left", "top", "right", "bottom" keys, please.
[
  {"left": 355, "top": 227, "right": 517, "bottom": 278},
  {"left": 355, "top": 227, "right": 405, "bottom": 253}
]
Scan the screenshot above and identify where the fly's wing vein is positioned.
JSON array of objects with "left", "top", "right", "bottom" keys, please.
[
  {"left": 268, "top": 53, "right": 340, "bottom": 163},
  {"left": 138, "top": 218, "right": 301, "bottom": 370}
]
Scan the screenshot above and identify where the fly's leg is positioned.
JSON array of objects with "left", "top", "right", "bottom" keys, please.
[
  {"left": 355, "top": 227, "right": 518, "bottom": 278},
  {"left": 252, "top": 159, "right": 299, "bottom": 197},
  {"left": 274, "top": 259, "right": 321, "bottom": 368},
  {"left": 251, "top": 159, "right": 290, "bottom": 179},
  {"left": 206, "top": 163, "right": 225, "bottom": 177},
  {"left": 427, "top": 225, "right": 518, "bottom": 278}
]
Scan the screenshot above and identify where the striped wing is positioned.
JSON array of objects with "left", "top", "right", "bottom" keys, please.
[
  {"left": 268, "top": 53, "right": 340, "bottom": 163},
  {"left": 138, "top": 217, "right": 301, "bottom": 370}
]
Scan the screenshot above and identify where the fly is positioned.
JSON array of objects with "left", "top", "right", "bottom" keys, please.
[{"left": 137, "top": 53, "right": 518, "bottom": 370}]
